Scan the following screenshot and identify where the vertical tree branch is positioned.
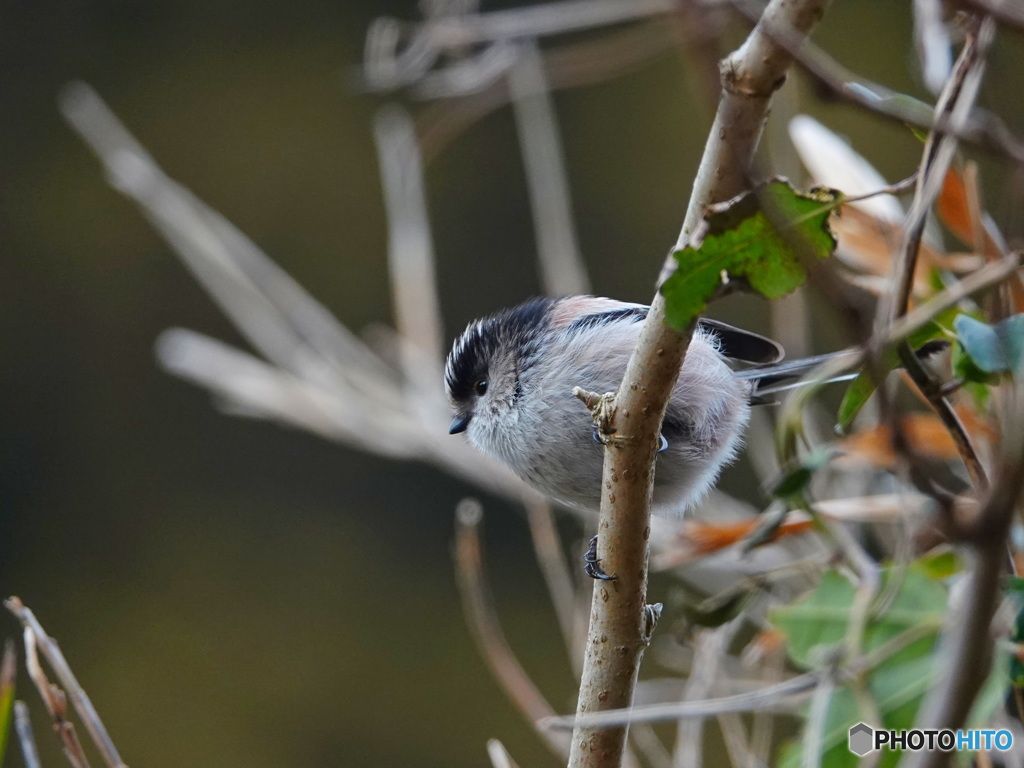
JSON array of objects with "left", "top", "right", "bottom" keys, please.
[{"left": 567, "top": 2, "right": 829, "bottom": 767}]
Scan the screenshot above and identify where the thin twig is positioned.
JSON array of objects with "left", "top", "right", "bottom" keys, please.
[
  {"left": 373, "top": 104, "right": 447, "bottom": 407},
  {"left": 884, "top": 17, "right": 995, "bottom": 324},
  {"left": 746, "top": 639, "right": 786, "bottom": 767},
  {"left": 903, "top": 385, "right": 1024, "bottom": 768},
  {"left": 415, "top": 20, "right": 677, "bottom": 162},
  {"left": 524, "top": 498, "right": 586, "bottom": 674},
  {"left": 626, "top": 723, "right": 673, "bottom": 768},
  {"left": 8, "top": 598, "right": 127, "bottom": 768},
  {"left": 22, "top": 628, "right": 91, "bottom": 768},
  {"left": 882, "top": 16, "right": 996, "bottom": 490},
  {"left": 960, "top": 0, "right": 1024, "bottom": 29},
  {"left": 674, "top": 621, "right": 745, "bottom": 768},
  {"left": 363, "top": 0, "right": 678, "bottom": 91},
  {"left": 453, "top": 500, "right": 572, "bottom": 759},
  {"left": 14, "top": 702, "right": 43, "bottom": 768},
  {"left": 718, "top": 710, "right": 755, "bottom": 768},
  {"left": 730, "top": 0, "right": 1024, "bottom": 165},
  {"left": 544, "top": 672, "right": 819, "bottom": 729},
  {"left": 486, "top": 739, "right": 523, "bottom": 768},
  {"left": 507, "top": 39, "right": 591, "bottom": 296},
  {"left": 801, "top": 666, "right": 836, "bottom": 768}
]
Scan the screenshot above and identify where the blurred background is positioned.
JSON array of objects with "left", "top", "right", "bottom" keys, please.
[{"left": 2, "top": 1, "right": 1023, "bottom": 766}]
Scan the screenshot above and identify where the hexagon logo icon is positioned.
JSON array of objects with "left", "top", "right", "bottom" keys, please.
[{"left": 848, "top": 722, "right": 875, "bottom": 756}]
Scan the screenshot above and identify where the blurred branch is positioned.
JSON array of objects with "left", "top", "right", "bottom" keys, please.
[
  {"left": 14, "top": 701, "right": 43, "bottom": 768},
  {"left": 673, "top": 622, "right": 743, "bottom": 768},
  {"left": 801, "top": 668, "right": 836, "bottom": 768},
  {"left": 881, "top": 16, "right": 996, "bottom": 489},
  {"left": 363, "top": 0, "right": 679, "bottom": 91},
  {"left": 508, "top": 39, "right": 591, "bottom": 296},
  {"left": 958, "top": 0, "right": 1024, "bottom": 30},
  {"left": 543, "top": 672, "right": 819, "bottom": 729},
  {"left": 373, "top": 105, "right": 447, "bottom": 406},
  {"left": 525, "top": 498, "right": 586, "bottom": 674},
  {"left": 567, "top": 2, "right": 829, "bottom": 767},
  {"left": 7, "top": 597, "right": 126, "bottom": 768},
  {"left": 904, "top": 387, "right": 1024, "bottom": 768},
  {"left": 731, "top": 0, "right": 1024, "bottom": 166},
  {"left": 416, "top": 20, "right": 677, "bottom": 161},
  {"left": 59, "top": 81, "right": 542, "bottom": 509},
  {"left": 454, "top": 500, "right": 572, "bottom": 760},
  {"left": 486, "top": 739, "right": 523, "bottom": 768}
]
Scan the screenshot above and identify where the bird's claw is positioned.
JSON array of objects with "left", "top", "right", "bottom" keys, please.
[{"left": 584, "top": 535, "right": 616, "bottom": 580}]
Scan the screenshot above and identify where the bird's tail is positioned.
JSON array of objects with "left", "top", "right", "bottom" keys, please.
[
  {"left": 736, "top": 350, "right": 858, "bottom": 403},
  {"left": 737, "top": 341, "right": 949, "bottom": 403}
]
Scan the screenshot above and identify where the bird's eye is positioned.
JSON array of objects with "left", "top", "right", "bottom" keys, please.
[{"left": 474, "top": 379, "right": 489, "bottom": 396}]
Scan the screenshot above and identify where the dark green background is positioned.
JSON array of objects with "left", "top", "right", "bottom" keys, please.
[{"left": 1, "top": 2, "right": 1021, "bottom": 766}]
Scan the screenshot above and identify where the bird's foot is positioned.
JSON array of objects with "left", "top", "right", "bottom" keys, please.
[{"left": 584, "top": 535, "right": 616, "bottom": 580}]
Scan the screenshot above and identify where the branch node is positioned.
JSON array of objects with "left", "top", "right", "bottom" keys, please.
[
  {"left": 572, "top": 387, "right": 617, "bottom": 438},
  {"left": 643, "top": 603, "right": 663, "bottom": 644}
]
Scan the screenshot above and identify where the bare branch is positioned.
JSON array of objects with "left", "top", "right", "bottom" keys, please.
[
  {"left": 568, "top": 3, "right": 830, "bottom": 766},
  {"left": 544, "top": 672, "right": 819, "bottom": 729},
  {"left": 913, "top": 0, "right": 954, "bottom": 95},
  {"left": 7, "top": 598, "right": 126, "bottom": 768},
  {"left": 731, "top": 0, "right": 1024, "bottom": 165},
  {"left": 60, "top": 82, "right": 544, "bottom": 512},
  {"left": 958, "top": 0, "right": 1024, "bottom": 30},
  {"left": 903, "top": 387, "right": 1024, "bottom": 768},
  {"left": 59, "top": 82, "right": 394, "bottom": 393},
  {"left": 415, "top": 21, "right": 677, "bottom": 162},
  {"left": 508, "top": 39, "right": 591, "bottom": 296},
  {"left": 22, "top": 628, "right": 92, "bottom": 768},
  {"left": 373, "top": 104, "right": 447, "bottom": 405},
  {"left": 363, "top": 0, "right": 679, "bottom": 91},
  {"left": 525, "top": 498, "right": 586, "bottom": 673},
  {"left": 453, "top": 500, "right": 572, "bottom": 760},
  {"left": 486, "top": 739, "right": 523, "bottom": 768},
  {"left": 880, "top": 16, "right": 997, "bottom": 489},
  {"left": 14, "top": 702, "right": 43, "bottom": 768}
]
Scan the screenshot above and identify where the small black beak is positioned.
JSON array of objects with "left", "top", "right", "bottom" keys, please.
[{"left": 449, "top": 415, "right": 471, "bottom": 435}]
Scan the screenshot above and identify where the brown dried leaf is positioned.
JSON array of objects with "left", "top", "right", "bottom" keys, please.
[
  {"left": 832, "top": 206, "right": 972, "bottom": 299},
  {"left": 838, "top": 409, "right": 996, "bottom": 469},
  {"left": 938, "top": 165, "right": 975, "bottom": 246},
  {"left": 681, "top": 518, "right": 813, "bottom": 556}
]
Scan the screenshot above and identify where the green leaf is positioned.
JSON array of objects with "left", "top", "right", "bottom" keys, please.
[
  {"left": 774, "top": 567, "right": 949, "bottom": 768},
  {"left": 661, "top": 180, "right": 839, "bottom": 329},
  {"left": 915, "top": 549, "right": 961, "bottom": 580},
  {"left": 771, "top": 567, "right": 945, "bottom": 669},
  {"left": 835, "top": 322, "right": 949, "bottom": 433},
  {"left": 771, "top": 570, "right": 854, "bottom": 667},
  {"left": 1006, "top": 576, "right": 1024, "bottom": 597},
  {"left": 772, "top": 447, "right": 837, "bottom": 500},
  {"left": 779, "top": 656, "right": 940, "bottom": 768},
  {"left": 835, "top": 369, "right": 878, "bottom": 434}
]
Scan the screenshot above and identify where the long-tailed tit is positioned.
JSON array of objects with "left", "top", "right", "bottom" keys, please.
[{"left": 445, "top": 296, "right": 843, "bottom": 519}]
